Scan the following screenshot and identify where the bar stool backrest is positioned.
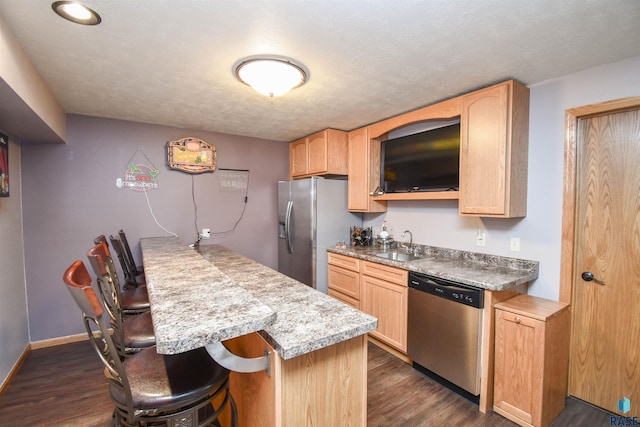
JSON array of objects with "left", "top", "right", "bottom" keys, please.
[
  {"left": 119, "top": 229, "right": 142, "bottom": 276},
  {"left": 62, "top": 260, "right": 134, "bottom": 417},
  {"left": 87, "top": 242, "right": 128, "bottom": 358},
  {"left": 109, "top": 235, "right": 138, "bottom": 287}
]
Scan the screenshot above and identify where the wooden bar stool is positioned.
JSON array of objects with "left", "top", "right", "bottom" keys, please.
[
  {"left": 87, "top": 243, "right": 155, "bottom": 358},
  {"left": 63, "top": 260, "right": 237, "bottom": 427}
]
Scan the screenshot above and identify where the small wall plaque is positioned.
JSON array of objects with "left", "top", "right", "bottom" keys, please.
[{"left": 167, "top": 137, "right": 216, "bottom": 174}]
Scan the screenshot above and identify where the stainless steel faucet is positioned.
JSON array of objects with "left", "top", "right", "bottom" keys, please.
[{"left": 401, "top": 230, "right": 413, "bottom": 254}]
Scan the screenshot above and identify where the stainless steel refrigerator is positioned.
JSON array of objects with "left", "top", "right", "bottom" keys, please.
[{"left": 278, "top": 177, "right": 361, "bottom": 294}]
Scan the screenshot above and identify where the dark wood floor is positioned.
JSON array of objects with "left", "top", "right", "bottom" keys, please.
[{"left": 0, "top": 340, "right": 613, "bottom": 426}]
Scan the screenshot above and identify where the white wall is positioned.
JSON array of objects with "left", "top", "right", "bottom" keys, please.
[
  {"left": 364, "top": 55, "right": 640, "bottom": 301},
  {"left": 0, "top": 134, "right": 29, "bottom": 389}
]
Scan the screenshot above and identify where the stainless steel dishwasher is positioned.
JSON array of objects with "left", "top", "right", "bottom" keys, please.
[{"left": 407, "top": 271, "right": 484, "bottom": 402}]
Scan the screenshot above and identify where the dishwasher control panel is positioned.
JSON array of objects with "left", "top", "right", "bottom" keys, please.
[{"left": 409, "top": 272, "right": 484, "bottom": 308}]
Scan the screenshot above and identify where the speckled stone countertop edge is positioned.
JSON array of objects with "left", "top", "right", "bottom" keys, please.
[
  {"left": 140, "top": 237, "right": 278, "bottom": 355},
  {"left": 327, "top": 245, "right": 539, "bottom": 291},
  {"left": 198, "top": 245, "right": 378, "bottom": 360},
  {"left": 257, "top": 322, "right": 377, "bottom": 360},
  {"left": 141, "top": 238, "right": 378, "bottom": 360}
]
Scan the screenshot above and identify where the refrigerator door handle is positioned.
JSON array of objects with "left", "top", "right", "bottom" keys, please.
[{"left": 285, "top": 200, "right": 293, "bottom": 254}]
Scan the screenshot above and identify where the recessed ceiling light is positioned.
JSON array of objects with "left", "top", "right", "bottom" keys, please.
[
  {"left": 235, "top": 57, "right": 307, "bottom": 97},
  {"left": 51, "top": 1, "right": 101, "bottom": 25}
]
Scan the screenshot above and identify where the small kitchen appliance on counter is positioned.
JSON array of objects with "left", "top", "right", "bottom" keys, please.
[{"left": 350, "top": 226, "right": 372, "bottom": 247}]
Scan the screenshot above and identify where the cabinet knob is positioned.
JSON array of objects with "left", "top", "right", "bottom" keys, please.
[{"left": 515, "top": 317, "right": 521, "bottom": 324}]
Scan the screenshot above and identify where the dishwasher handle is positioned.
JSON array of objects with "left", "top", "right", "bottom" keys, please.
[{"left": 409, "top": 273, "right": 484, "bottom": 308}]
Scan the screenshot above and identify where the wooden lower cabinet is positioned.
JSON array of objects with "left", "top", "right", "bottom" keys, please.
[
  {"left": 225, "top": 332, "right": 368, "bottom": 427},
  {"left": 493, "top": 295, "right": 570, "bottom": 427},
  {"left": 328, "top": 252, "right": 360, "bottom": 309},
  {"left": 361, "top": 261, "right": 408, "bottom": 353}
]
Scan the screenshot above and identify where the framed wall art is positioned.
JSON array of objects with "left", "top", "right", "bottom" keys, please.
[
  {"left": 167, "top": 137, "right": 216, "bottom": 174},
  {"left": 0, "top": 133, "right": 8, "bottom": 197}
]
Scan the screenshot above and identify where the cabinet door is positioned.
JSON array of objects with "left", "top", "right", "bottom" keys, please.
[
  {"left": 348, "top": 127, "right": 386, "bottom": 212},
  {"left": 459, "top": 80, "right": 529, "bottom": 217},
  {"left": 494, "top": 309, "right": 542, "bottom": 425},
  {"left": 290, "top": 137, "right": 308, "bottom": 177},
  {"left": 307, "top": 130, "right": 328, "bottom": 174},
  {"left": 460, "top": 83, "right": 509, "bottom": 215},
  {"left": 361, "top": 274, "right": 407, "bottom": 352}
]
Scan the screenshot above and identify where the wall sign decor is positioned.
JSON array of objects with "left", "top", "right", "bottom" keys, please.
[
  {"left": 116, "top": 149, "right": 160, "bottom": 192},
  {"left": 167, "top": 137, "right": 216, "bottom": 174},
  {"left": 0, "top": 133, "right": 8, "bottom": 197}
]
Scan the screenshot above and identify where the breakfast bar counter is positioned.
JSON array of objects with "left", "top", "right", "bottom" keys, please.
[{"left": 140, "top": 236, "right": 377, "bottom": 426}]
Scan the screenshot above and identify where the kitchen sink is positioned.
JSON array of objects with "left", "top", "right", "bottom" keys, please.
[{"left": 374, "top": 251, "right": 426, "bottom": 262}]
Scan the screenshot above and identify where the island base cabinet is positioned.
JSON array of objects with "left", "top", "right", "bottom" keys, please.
[
  {"left": 225, "top": 332, "right": 368, "bottom": 427},
  {"left": 493, "top": 295, "right": 570, "bottom": 427}
]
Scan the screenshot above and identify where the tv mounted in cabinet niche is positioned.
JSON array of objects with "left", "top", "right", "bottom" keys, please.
[{"left": 380, "top": 119, "right": 460, "bottom": 193}]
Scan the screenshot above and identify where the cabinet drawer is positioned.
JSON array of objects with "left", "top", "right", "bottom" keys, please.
[
  {"left": 328, "top": 265, "right": 360, "bottom": 299},
  {"left": 328, "top": 252, "right": 360, "bottom": 272},
  {"left": 328, "top": 289, "right": 359, "bottom": 309},
  {"left": 498, "top": 309, "right": 539, "bottom": 329},
  {"left": 362, "top": 261, "right": 407, "bottom": 286}
]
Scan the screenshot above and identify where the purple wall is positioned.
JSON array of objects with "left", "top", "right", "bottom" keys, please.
[{"left": 21, "top": 114, "right": 289, "bottom": 341}]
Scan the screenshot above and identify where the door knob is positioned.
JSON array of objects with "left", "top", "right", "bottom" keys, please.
[{"left": 581, "top": 271, "right": 606, "bottom": 285}]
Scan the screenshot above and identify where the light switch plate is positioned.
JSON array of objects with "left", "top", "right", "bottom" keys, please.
[{"left": 510, "top": 237, "right": 520, "bottom": 252}]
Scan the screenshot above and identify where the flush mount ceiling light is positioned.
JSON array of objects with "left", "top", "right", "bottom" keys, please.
[
  {"left": 52, "top": 1, "right": 101, "bottom": 25},
  {"left": 235, "top": 57, "right": 307, "bottom": 97}
]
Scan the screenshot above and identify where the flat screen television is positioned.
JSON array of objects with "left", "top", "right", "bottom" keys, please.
[{"left": 380, "top": 121, "right": 461, "bottom": 193}]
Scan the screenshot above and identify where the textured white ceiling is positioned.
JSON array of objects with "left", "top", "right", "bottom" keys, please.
[{"left": 1, "top": 0, "right": 639, "bottom": 141}]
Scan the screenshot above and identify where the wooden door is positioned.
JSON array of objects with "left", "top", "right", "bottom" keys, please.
[{"left": 569, "top": 108, "right": 640, "bottom": 414}]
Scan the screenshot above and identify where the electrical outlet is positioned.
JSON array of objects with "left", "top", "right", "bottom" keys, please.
[
  {"left": 201, "top": 228, "right": 211, "bottom": 239},
  {"left": 476, "top": 229, "right": 486, "bottom": 247},
  {"left": 510, "top": 237, "right": 520, "bottom": 252}
]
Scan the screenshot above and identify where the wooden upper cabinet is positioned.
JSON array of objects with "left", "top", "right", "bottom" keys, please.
[
  {"left": 289, "top": 129, "right": 348, "bottom": 178},
  {"left": 459, "top": 80, "right": 530, "bottom": 217},
  {"left": 347, "top": 126, "right": 387, "bottom": 212},
  {"left": 290, "top": 137, "right": 308, "bottom": 177}
]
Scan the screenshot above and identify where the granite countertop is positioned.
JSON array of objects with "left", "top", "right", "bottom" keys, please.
[
  {"left": 197, "top": 245, "right": 377, "bottom": 360},
  {"left": 140, "top": 237, "right": 377, "bottom": 360},
  {"left": 327, "top": 244, "right": 539, "bottom": 291},
  {"left": 140, "top": 237, "right": 277, "bottom": 355}
]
